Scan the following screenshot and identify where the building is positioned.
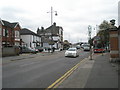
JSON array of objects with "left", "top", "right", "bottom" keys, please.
[
  {"left": 20, "top": 28, "right": 41, "bottom": 48},
  {"left": 0, "top": 19, "right": 21, "bottom": 47},
  {"left": 119, "top": 27, "right": 120, "bottom": 56},
  {"left": 0, "top": 19, "right": 2, "bottom": 56},
  {"left": 37, "top": 22, "right": 63, "bottom": 50}
]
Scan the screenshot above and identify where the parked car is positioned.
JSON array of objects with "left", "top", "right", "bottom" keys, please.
[
  {"left": 35, "top": 46, "right": 44, "bottom": 52},
  {"left": 21, "top": 46, "right": 37, "bottom": 54},
  {"left": 65, "top": 48, "right": 79, "bottom": 57},
  {"left": 94, "top": 47, "right": 105, "bottom": 53},
  {"left": 31, "top": 47, "right": 39, "bottom": 53}
]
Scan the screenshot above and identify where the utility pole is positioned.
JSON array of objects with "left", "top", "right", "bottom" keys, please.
[{"left": 88, "top": 25, "right": 92, "bottom": 60}]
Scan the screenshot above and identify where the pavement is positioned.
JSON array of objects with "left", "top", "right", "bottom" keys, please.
[
  {"left": 58, "top": 53, "right": 119, "bottom": 89},
  {"left": 2, "top": 50, "right": 63, "bottom": 62}
]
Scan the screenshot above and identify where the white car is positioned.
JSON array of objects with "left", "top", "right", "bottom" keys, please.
[
  {"left": 83, "top": 45, "right": 90, "bottom": 51},
  {"left": 65, "top": 48, "right": 79, "bottom": 57}
]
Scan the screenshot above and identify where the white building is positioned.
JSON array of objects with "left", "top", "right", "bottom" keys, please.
[{"left": 20, "top": 28, "right": 41, "bottom": 48}]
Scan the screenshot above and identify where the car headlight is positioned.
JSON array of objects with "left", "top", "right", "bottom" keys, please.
[
  {"left": 65, "top": 52, "right": 68, "bottom": 54},
  {"left": 73, "top": 53, "right": 76, "bottom": 55}
]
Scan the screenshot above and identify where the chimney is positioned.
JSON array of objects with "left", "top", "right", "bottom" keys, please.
[
  {"left": 41, "top": 27, "right": 44, "bottom": 31},
  {"left": 53, "top": 22, "right": 56, "bottom": 26}
]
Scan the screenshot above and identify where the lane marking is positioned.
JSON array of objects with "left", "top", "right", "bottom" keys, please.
[{"left": 45, "top": 58, "right": 87, "bottom": 89}]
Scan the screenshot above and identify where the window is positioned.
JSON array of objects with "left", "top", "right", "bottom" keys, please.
[
  {"left": 3, "top": 29, "right": 9, "bottom": 37},
  {"left": 15, "top": 31, "right": 19, "bottom": 38},
  {"left": 3, "top": 29, "right": 5, "bottom": 36},
  {"left": 0, "top": 27, "right": 2, "bottom": 36},
  {"left": 6, "top": 30, "right": 9, "bottom": 37}
]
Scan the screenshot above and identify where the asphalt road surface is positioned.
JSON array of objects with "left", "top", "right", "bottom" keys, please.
[{"left": 3, "top": 50, "right": 89, "bottom": 88}]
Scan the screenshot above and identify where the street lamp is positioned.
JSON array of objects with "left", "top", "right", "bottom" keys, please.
[
  {"left": 47, "top": 6, "right": 58, "bottom": 26},
  {"left": 47, "top": 6, "right": 58, "bottom": 52}
]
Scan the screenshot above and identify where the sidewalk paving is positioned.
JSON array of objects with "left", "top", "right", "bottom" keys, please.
[
  {"left": 58, "top": 53, "right": 119, "bottom": 89},
  {"left": 2, "top": 51, "right": 63, "bottom": 62}
]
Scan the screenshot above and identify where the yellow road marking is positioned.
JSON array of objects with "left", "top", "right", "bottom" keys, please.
[{"left": 45, "top": 58, "right": 87, "bottom": 90}]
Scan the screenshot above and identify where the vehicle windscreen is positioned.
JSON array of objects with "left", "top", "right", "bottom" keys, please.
[
  {"left": 68, "top": 48, "right": 76, "bottom": 51},
  {"left": 83, "top": 45, "right": 90, "bottom": 47}
]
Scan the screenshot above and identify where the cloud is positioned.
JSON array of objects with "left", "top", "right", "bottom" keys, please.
[{"left": 0, "top": 0, "right": 119, "bottom": 43}]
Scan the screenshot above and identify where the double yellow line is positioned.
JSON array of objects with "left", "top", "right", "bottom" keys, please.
[{"left": 45, "top": 58, "right": 87, "bottom": 90}]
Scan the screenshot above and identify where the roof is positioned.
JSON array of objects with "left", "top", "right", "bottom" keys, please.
[
  {"left": 45, "top": 25, "right": 62, "bottom": 35},
  {"left": 1, "top": 20, "right": 18, "bottom": 28},
  {"left": 37, "top": 22, "right": 63, "bottom": 36},
  {"left": 20, "top": 28, "right": 41, "bottom": 37}
]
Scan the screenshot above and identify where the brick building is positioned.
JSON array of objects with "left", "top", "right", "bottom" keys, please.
[
  {"left": 0, "top": 19, "right": 21, "bottom": 47},
  {"left": 0, "top": 19, "right": 2, "bottom": 56},
  {"left": 118, "top": 26, "right": 120, "bottom": 58}
]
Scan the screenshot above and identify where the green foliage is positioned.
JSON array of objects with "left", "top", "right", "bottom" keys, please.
[
  {"left": 97, "top": 20, "right": 110, "bottom": 47},
  {"left": 63, "top": 40, "right": 70, "bottom": 50},
  {"left": 99, "top": 20, "right": 110, "bottom": 30}
]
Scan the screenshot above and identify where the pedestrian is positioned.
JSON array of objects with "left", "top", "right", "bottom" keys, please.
[
  {"left": 48, "top": 48, "right": 50, "bottom": 53},
  {"left": 52, "top": 47, "right": 55, "bottom": 52}
]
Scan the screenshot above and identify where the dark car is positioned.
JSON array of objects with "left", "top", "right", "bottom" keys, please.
[
  {"left": 21, "top": 46, "right": 37, "bottom": 54},
  {"left": 35, "top": 46, "right": 44, "bottom": 52}
]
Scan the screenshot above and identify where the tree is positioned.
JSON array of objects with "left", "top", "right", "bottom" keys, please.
[
  {"left": 97, "top": 20, "right": 110, "bottom": 48},
  {"left": 63, "top": 40, "right": 70, "bottom": 50},
  {"left": 99, "top": 20, "right": 110, "bottom": 30}
]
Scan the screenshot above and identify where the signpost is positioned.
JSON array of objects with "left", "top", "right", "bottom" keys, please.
[{"left": 88, "top": 25, "right": 92, "bottom": 60}]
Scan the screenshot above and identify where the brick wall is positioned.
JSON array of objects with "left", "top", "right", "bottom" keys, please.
[
  {"left": 109, "top": 26, "right": 120, "bottom": 62},
  {"left": 0, "top": 23, "right": 2, "bottom": 57}
]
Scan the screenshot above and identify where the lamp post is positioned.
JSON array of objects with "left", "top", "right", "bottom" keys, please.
[
  {"left": 47, "top": 6, "right": 57, "bottom": 52},
  {"left": 47, "top": 7, "right": 57, "bottom": 26},
  {"left": 88, "top": 25, "right": 92, "bottom": 60}
]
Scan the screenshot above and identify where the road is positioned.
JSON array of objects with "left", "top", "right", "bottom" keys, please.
[{"left": 2, "top": 50, "right": 89, "bottom": 88}]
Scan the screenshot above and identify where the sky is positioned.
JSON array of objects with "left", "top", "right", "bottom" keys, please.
[{"left": 0, "top": 0, "right": 119, "bottom": 43}]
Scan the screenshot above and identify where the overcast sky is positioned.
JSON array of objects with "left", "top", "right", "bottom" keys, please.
[{"left": 0, "top": 0, "right": 119, "bottom": 43}]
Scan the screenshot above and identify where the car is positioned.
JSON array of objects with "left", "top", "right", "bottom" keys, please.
[
  {"left": 35, "top": 46, "right": 44, "bottom": 52},
  {"left": 76, "top": 45, "right": 81, "bottom": 49},
  {"left": 21, "top": 46, "right": 37, "bottom": 54},
  {"left": 94, "top": 47, "right": 105, "bottom": 53},
  {"left": 31, "top": 47, "right": 39, "bottom": 53},
  {"left": 83, "top": 44, "right": 90, "bottom": 51},
  {"left": 65, "top": 48, "right": 79, "bottom": 57}
]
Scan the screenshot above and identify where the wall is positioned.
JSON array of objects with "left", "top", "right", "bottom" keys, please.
[
  {"left": 43, "top": 43, "right": 50, "bottom": 48},
  {"left": 0, "top": 23, "right": 2, "bottom": 56},
  {"left": 2, "top": 47, "right": 20, "bottom": 57},
  {"left": 21, "top": 35, "right": 41, "bottom": 48},
  {"left": 21, "top": 35, "right": 32, "bottom": 47},
  {"left": 0, "top": 20, "right": 2, "bottom": 90}
]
